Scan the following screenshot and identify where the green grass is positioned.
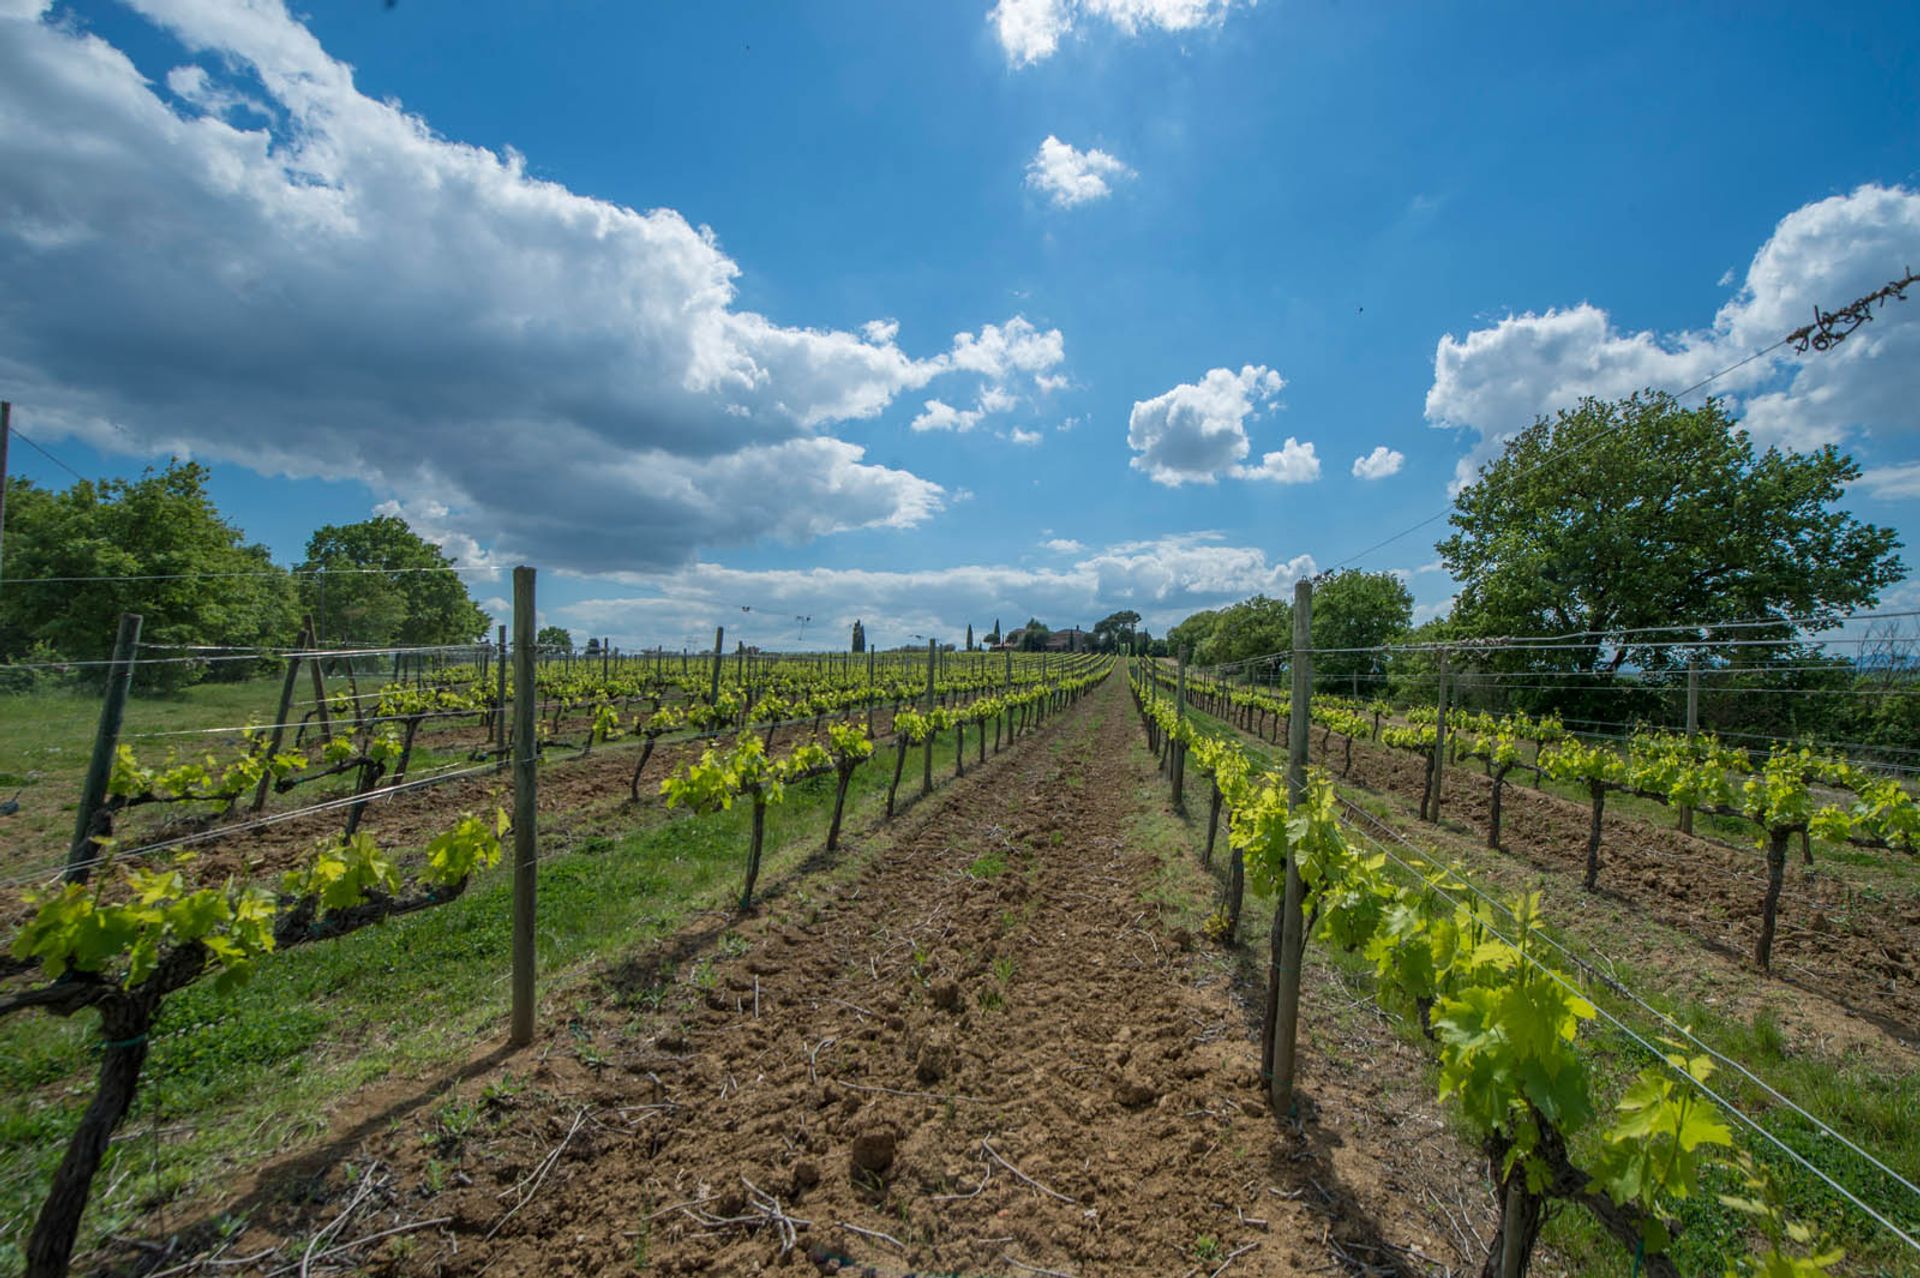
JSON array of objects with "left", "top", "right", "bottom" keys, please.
[{"left": 0, "top": 718, "right": 991, "bottom": 1274}]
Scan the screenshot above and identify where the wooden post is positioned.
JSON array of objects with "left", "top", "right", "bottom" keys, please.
[
  {"left": 494, "top": 624, "right": 509, "bottom": 765},
  {"left": 1680, "top": 659, "right": 1699, "bottom": 836},
  {"left": 0, "top": 401, "right": 10, "bottom": 585},
  {"left": 67, "top": 612, "right": 143, "bottom": 883},
  {"left": 924, "top": 637, "right": 936, "bottom": 708},
  {"left": 251, "top": 620, "right": 308, "bottom": 812},
  {"left": 1172, "top": 647, "right": 1188, "bottom": 813},
  {"left": 866, "top": 648, "right": 876, "bottom": 736},
  {"left": 305, "top": 614, "right": 334, "bottom": 742},
  {"left": 509, "top": 567, "right": 538, "bottom": 1047},
  {"left": 1268, "top": 578, "right": 1312, "bottom": 1114},
  {"left": 709, "top": 626, "right": 725, "bottom": 705},
  {"left": 1427, "top": 649, "right": 1450, "bottom": 823}
]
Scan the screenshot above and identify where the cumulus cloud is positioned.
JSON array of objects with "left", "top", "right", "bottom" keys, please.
[
  {"left": 1009, "top": 426, "right": 1043, "bottom": 446},
  {"left": 991, "top": 0, "right": 1246, "bottom": 66},
  {"left": 1859, "top": 462, "right": 1920, "bottom": 500},
  {"left": 911, "top": 400, "right": 985, "bottom": 433},
  {"left": 0, "top": 0, "right": 1073, "bottom": 572},
  {"left": 1026, "top": 135, "right": 1133, "bottom": 208},
  {"left": 1350, "top": 445, "right": 1405, "bottom": 480},
  {"left": 1126, "top": 364, "right": 1286, "bottom": 486},
  {"left": 1425, "top": 185, "right": 1920, "bottom": 489},
  {"left": 1043, "top": 538, "right": 1084, "bottom": 553},
  {"left": 1234, "top": 437, "right": 1319, "bottom": 484},
  {"left": 564, "top": 531, "right": 1317, "bottom": 651}
]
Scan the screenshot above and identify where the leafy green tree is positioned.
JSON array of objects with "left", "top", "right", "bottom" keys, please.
[
  {"left": 966, "top": 622, "right": 974, "bottom": 651},
  {"left": 986, "top": 618, "right": 1001, "bottom": 647},
  {"left": 1165, "top": 610, "right": 1220, "bottom": 662},
  {"left": 1200, "top": 595, "right": 1292, "bottom": 667},
  {"left": 1017, "top": 618, "right": 1052, "bottom": 652},
  {"left": 1092, "top": 609, "right": 1142, "bottom": 654},
  {"left": 536, "top": 625, "right": 574, "bottom": 653},
  {"left": 1310, "top": 570, "right": 1413, "bottom": 694},
  {"left": 0, "top": 462, "right": 298, "bottom": 688},
  {"left": 1440, "top": 393, "right": 1902, "bottom": 677},
  {"left": 851, "top": 619, "right": 866, "bottom": 653},
  {"left": 296, "top": 516, "right": 489, "bottom": 648}
]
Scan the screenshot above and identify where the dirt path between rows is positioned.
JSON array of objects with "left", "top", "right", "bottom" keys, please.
[{"left": 149, "top": 673, "right": 1488, "bottom": 1278}]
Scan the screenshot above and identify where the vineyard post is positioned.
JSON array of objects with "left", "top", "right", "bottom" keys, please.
[
  {"left": 251, "top": 618, "right": 308, "bottom": 812},
  {"left": 1267, "top": 579, "right": 1312, "bottom": 1115},
  {"left": 709, "top": 626, "right": 724, "bottom": 705},
  {"left": 1426, "top": 648, "right": 1450, "bottom": 822},
  {"left": 66, "top": 611, "right": 143, "bottom": 884},
  {"left": 304, "top": 613, "right": 334, "bottom": 742},
  {"left": 510, "top": 567, "right": 539, "bottom": 1047},
  {"left": 1680, "top": 659, "right": 1699, "bottom": 836},
  {"left": 0, "top": 402, "right": 9, "bottom": 583},
  {"left": 1172, "top": 647, "right": 1188, "bottom": 813},
  {"left": 866, "top": 648, "right": 876, "bottom": 736},
  {"left": 494, "top": 624, "right": 508, "bottom": 765},
  {"left": 922, "top": 637, "right": 936, "bottom": 796}
]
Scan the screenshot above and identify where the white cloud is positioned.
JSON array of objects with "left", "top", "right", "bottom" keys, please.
[
  {"left": 1026, "top": 135, "right": 1133, "bottom": 208},
  {"left": 1351, "top": 445, "right": 1405, "bottom": 480},
  {"left": 911, "top": 400, "right": 985, "bottom": 433},
  {"left": 1009, "top": 426, "right": 1043, "bottom": 446},
  {"left": 0, "top": 0, "right": 1076, "bottom": 572},
  {"left": 1425, "top": 185, "right": 1920, "bottom": 490},
  {"left": 991, "top": 0, "right": 1246, "bottom": 66},
  {"left": 1126, "top": 364, "right": 1285, "bottom": 486},
  {"left": 1234, "top": 437, "right": 1320, "bottom": 484},
  {"left": 948, "top": 315, "right": 1067, "bottom": 382},
  {"left": 1412, "top": 595, "right": 1457, "bottom": 626},
  {"left": 1859, "top": 462, "right": 1920, "bottom": 500},
  {"left": 1057, "top": 415, "right": 1083, "bottom": 432},
  {"left": 1043, "top": 538, "right": 1084, "bottom": 553},
  {"left": 563, "top": 531, "right": 1315, "bottom": 651}
]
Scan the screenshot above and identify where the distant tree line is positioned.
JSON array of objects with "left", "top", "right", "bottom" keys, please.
[
  {"left": 1162, "top": 391, "right": 1912, "bottom": 752},
  {"left": 1, "top": 461, "right": 492, "bottom": 691}
]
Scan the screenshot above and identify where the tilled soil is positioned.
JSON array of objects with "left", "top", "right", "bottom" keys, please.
[
  {"left": 1304, "top": 730, "right": 1920, "bottom": 1044},
  {"left": 151, "top": 675, "right": 1489, "bottom": 1278}
]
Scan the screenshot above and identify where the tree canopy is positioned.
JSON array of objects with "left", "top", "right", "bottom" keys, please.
[
  {"left": 1091, "top": 609, "right": 1142, "bottom": 653},
  {"left": 536, "top": 625, "right": 574, "bottom": 653},
  {"left": 1310, "top": 569, "right": 1413, "bottom": 692},
  {"left": 1438, "top": 392, "right": 1904, "bottom": 679},
  {"left": 296, "top": 516, "right": 490, "bottom": 648},
  {"left": 0, "top": 462, "right": 297, "bottom": 688}
]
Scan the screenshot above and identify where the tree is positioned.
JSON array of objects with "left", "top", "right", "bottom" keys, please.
[
  {"left": 1438, "top": 393, "right": 1904, "bottom": 713},
  {"left": 1018, "top": 618, "right": 1051, "bottom": 652},
  {"left": 297, "top": 516, "right": 489, "bottom": 648},
  {"left": 1310, "top": 570, "right": 1413, "bottom": 694},
  {"left": 1200, "top": 595, "right": 1292, "bottom": 667},
  {"left": 1166, "top": 610, "right": 1220, "bottom": 663},
  {"left": 966, "top": 622, "right": 974, "bottom": 651},
  {"left": 536, "top": 625, "right": 574, "bottom": 653},
  {"left": 1092, "top": 609, "right": 1142, "bottom": 654},
  {"left": 851, "top": 619, "right": 866, "bottom": 653},
  {"left": 0, "top": 461, "right": 298, "bottom": 689},
  {"left": 987, "top": 618, "right": 1002, "bottom": 647},
  {"left": 584, "top": 636, "right": 602, "bottom": 657}
]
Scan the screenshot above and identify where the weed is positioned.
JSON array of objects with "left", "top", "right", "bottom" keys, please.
[
  {"left": 966, "top": 848, "right": 1007, "bottom": 879},
  {"left": 1192, "top": 1234, "right": 1221, "bottom": 1262}
]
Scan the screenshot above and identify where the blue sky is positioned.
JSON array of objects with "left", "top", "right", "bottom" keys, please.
[{"left": 3, "top": 0, "right": 1919, "bottom": 651}]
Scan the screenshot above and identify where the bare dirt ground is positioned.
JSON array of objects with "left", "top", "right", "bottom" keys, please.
[
  {"left": 112, "top": 675, "right": 1496, "bottom": 1277},
  {"left": 1297, "top": 729, "right": 1920, "bottom": 1046}
]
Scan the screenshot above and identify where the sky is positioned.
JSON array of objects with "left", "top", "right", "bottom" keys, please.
[{"left": 3, "top": 0, "right": 1920, "bottom": 652}]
